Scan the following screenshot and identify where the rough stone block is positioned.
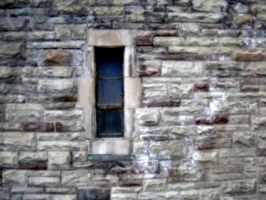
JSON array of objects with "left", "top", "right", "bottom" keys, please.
[
  {"left": 44, "top": 110, "right": 84, "bottom": 121},
  {"left": 136, "top": 109, "right": 160, "bottom": 126},
  {"left": 193, "top": 151, "right": 217, "bottom": 162},
  {"left": 192, "top": 0, "right": 227, "bottom": 12},
  {"left": 29, "top": 177, "right": 60, "bottom": 187},
  {"left": 23, "top": 194, "right": 50, "bottom": 200},
  {"left": 195, "top": 115, "right": 228, "bottom": 125},
  {"left": 143, "top": 179, "right": 167, "bottom": 191},
  {"left": 38, "top": 141, "right": 80, "bottom": 151},
  {"left": 56, "top": 121, "right": 84, "bottom": 132},
  {"left": 38, "top": 79, "right": 76, "bottom": 93},
  {"left": 3, "top": 170, "right": 27, "bottom": 185},
  {"left": 0, "top": 42, "right": 24, "bottom": 59},
  {"left": 0, "top": 152, "right": 18, "bottom": 168},
  {"left": 149, "top": 141, "right": 189, "bottom": 159},
  {"left": 78, "top": 188, "right": 110, "bottom": 200},
  {"left": 162, "top": 61, "right": 204, "bottom": 77},
  {"left": 0, "top": 17, "right": 27, "bottom": 31},
  {"left": 168, "top": 13, "right": 222, "bottom": 23},
  {"left": 153, "top": 37, "right": 185, "bottom": 46},
  {"left": 62, "top": 171, "right": 91, "bottom": 187},
  {"left": 232, "top": 48, "right": 266, "bottom": 62},
  {"left": 134, "top": 31, "right": 155, "bottom": 46},
  {"left": 0, "top": 132, "right": 36, "bottom": 151},
  {"left": 23, "top": 122, "right": 54, "bottom": 132},
  {"left": 38, "top": 50, "right": 72, "bottom": 66},
  {"left": 168, "top": 84, "right": 194, "bottom": 99},
  {"left": 6, "top": 104, "right": 43, "bottom": 122},
  {"left": 222, "top": 179, "right": 256, "bottom": 195},
  {"left": 194, "top": 138, "right": 231, "bottom": 150},
  {"left": 48, "top": 151, "right": 71, "bottom": 169},
  {"left": 138, "top": 191, "right": 179, "bottom": 199},
  {"left": 234, "top": 15, "right": 254, "bottom": 28}
]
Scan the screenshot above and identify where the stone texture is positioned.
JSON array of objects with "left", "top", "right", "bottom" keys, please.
[
  {"left": 62, "top": 171, "right": 91, "bottom": 187},
  {"left": 134, "top": 31, "right": 155, "bottom": 46},
  {"left": 48, "top": 151, "right": 71, "bottom": 169},
  {"left": 192, "top": 0, "right": 227, "bottom": 12},
  {"left": 23, "top": 122, "right": 54, "bottom": 132},
  {"left": 3, "top": 170, "right": 27, "bottom": 185},
  {"left": 136, "top": 109, "right": 160, "bottom": 126},
  {"left": 222, "top": 179, "right": 257, "bottom": 195},
  {"left": 38, "top": 50, "right": 72, "bottom": 66},
  {"left": 29, "top": 177, "right": 60, "bottom": 187},
  {"left": 0, "top": 42, "right": 24, "bottom": 59},
  {"left": 0, "top": 152, "right": 18, "bottom": 168},
  {"left": 232, "top": 48, "right": 266, "bottom": 62},
  {"left": 92, "top": 139, "right": 130, "bottom": 155},
  {"left": 38, "top": 79, "right": 76, "bottom": 93},
  {"left": 195, "top": 115, "right": 228, "bottom": 125},
  {"left": 234, "top": 15, "right": 254, "bottom": 28}
]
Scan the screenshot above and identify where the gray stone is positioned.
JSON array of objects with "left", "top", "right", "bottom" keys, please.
[
  {"left": 50, "top": 195, "right": 77, "bottom": 200},
  {"left": 0, "top": 152, "right": 18, "bottom": 168},
  {"left": 5, "top": 104, "right": 43, "bottom": 121},
  {"left": 45, "top": 188, "right": 77, "bottom": 194},
  {"left": 149, "top": 141, "right": 189, "bottom": 159},
  {"left": 11, "top": 187, "right": 44, "bottom": 193},
  {"left": 23, "top": 194, "right": 50, "bottom": 200},
  {"left": 192, "top": 0, "right": 227, "bottom": 12},
  {"left": 222, "top": 179, "right": 256, "bottom": 195},
  {"left": 38, "top": 79, "right": 76, "bottom": 93},
  {"left": 138, "top": 191, "right": 179, "bottom": 199},
  {"left": 143, "top": 179, "right": 167, "bottom": 191},
  {"left": 3, "top": 170, "right": 27, "bottom": 185},
  {"left": 193, "top": 151, "right": 217, "bottom": 162},
  {"left": 168, "top": 13, "right": 223, "bottom": 23},
  {"left": 62, "top": 171, "right": 91, "bottom": 187},
  {"left": 27, "top": 41, "right": 85, "bottom": 49},
  {"left": 28, "top": 177, "right": 60, "bottom": 187},
  {"left": 38, "top": 141, "right": 80, "bottom": 151},
  {"left": 0, "top": 132, "right": 36, "bottom": 151},
  {"left": 153, "top": 37, "right": 185, "bottom": 46},
  {"left": 44, "top": 110, "right": 84, "bottom": 121},
  {"left": 136, "top": 109, "right": 160, "bottom": 126},
  {"left": 168, "top": 84, "right": 194, "bottom": 99},
  {"left": 48, "top": 151, "right": 71, "bottom": 169}
]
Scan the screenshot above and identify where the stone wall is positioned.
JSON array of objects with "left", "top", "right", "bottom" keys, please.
[{"left": 1, "top": 0, "right": 266, "bottom": 199}]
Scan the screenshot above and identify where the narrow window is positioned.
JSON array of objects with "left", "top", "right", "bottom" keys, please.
[{"left": 95, "top": 47, "right": 124, "bottom": 138}]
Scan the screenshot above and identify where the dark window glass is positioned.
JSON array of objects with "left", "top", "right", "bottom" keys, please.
[{"left": 95, "top": 47, "right": 124, "bottom": 138}]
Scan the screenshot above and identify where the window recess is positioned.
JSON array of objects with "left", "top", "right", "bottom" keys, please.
[{"left": 95, "top": 47, "right": 124, "bottom": 138}]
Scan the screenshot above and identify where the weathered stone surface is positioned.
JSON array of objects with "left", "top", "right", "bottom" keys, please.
[
  {"left": 0, "top": 17, "right": 27, "bottom": 31},
  {"left": 44, "top": 110, "right": 84, "bottom": 121},
  {"left": 53, "top": 0, "right": 76, "bottom": 13},
  {"left": 29, "top": 177, "right": 60, "bottom": 187},
  {"left": 143, "top": 179, "right": 167, "bottom": 191},
  {"left": 38, "top": 79, "right": 76, "bottom": 93},
  {"left": 0, "top": 42, "right": 24, "bottom": 59},
  {"left": 55, "top": 121, "right": 84, "bottom": 132},
  {"left": 192, "top": 0, "right": 227, "bottom": 12},
  {"left": 6, "top": 104, "right": 43, "bottom": 121},
  {"left": 142, "top": 99, "right": 181, "bottom": 107},
  {"left": 153, "top": 37, "right": 185, "bottom": 46},
  {"left": 62, "top": 171, "right": 91, "bottom": 187},
  {"left": 149, "top": 141, "right": 189, "bottom": 159},
  {"left": 193, "top": 151, "right": 217, "bottom": 162},
  {"left": 162, "top": 61, "right": 204, "bottom": 77},
  {"left": 48, "top": 151, "right": 71, "bottom": 169},
  {"left": 23, "top": 194, "right": 50, "bottom": 200},
  {"left": 0, "top": 132, "right": 35, "bottom": 151},
  {"left": 11, "top": 187, "right": 44, "bottom": 194},
  {"left": 134, "top": 31, "right": 155, "bottom": 46},
  {"left": 195, "top": 115, "right": 228, "bottom": 125},
  {"left": 0, "top": 152, "right": 18, "bottom": 168},
  {"left": 38, "top": 132, "right": 84, "bottom": 141},
  {"left": 38, "top": 141, "right": 80, "bottom": 151},
  {"left": 3, "top": 170, "right": 27, "bottom": 185},
  {"left": 136, "top": 109, "right": 160, "bottom": 126},
  {"left": 168, "top": 13, "right": 223, "bottom": 23},
  {"left": 19, "top": 160, "right": 47, "bottom": 170},
  {"left": 168, "top": 84, "right": 194, "bottom": 99},
  {"left": 222, "top": 179, "right": 256, "bottom": 195},
  {"left": 186, "top": 37, "right": 218, "bottom": 47},
  {"left": 232, "top": 132, "right": 256, "bottom": 147},
  {"left": 194, "top": 138, "right": 231, "bottom": 150},
  {"left": 27, "top": 41, "right": 85, "bottom": 49},
  {"left": 78, "top": 188, "right": 110, "bottom": 200},
  {"left": 211, "top": 165, "right": 244, "bottom": 175},
  {"left": 23, "top": 122, "right": 54, "bottom": 132},
  {"left": 232, "top": 48, "right": 266, "bottom": 62},
  {"left": 38, "top": 50, "right": 72, "bottom": 66},
  {"left": 234, "top": 15, "right": 254, "bottom": 28},
  {"left": 252, "top": 116, "right": 266, "bottom": 130}
]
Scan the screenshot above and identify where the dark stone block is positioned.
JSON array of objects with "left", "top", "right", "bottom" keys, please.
[
  {"left": 143, "top": 99, "right": 181, "bottom": 107},
  {"left": 53, "top": 96, "right": 77, "bottom": 103},
  {"left": 134, "top": 31, "right": 155, "bottom": 46},
  {"left": 19, "top": 161, "right": 47, "bottom": 170},
  {"left": 194, "top": 83, "right": 209, "bottom": 92},
  {"left": 38, "top": 50, "right": 72, "bottom": 66},
  {"left": 78, "top": 188, "right": 110, "bottom": 200},
  {"left": 195, "top": 115, "right": 228, "bottom": 125},
  {"left": 23, "top": 122, "right": 54, "bottom": 132}
]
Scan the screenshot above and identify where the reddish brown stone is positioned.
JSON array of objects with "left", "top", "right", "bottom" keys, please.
[
  {"left": 194, "top": 138, "right": 231, "bottom": 150},
  {"left": 233, "top": 15, "right": 254, "bottom": 28},
  {"left": 155, "top": 54, "right": 192, "bottom": 61},
  {"left": 19, "top": 161, "right": 47, "bottom": 170},
  {"left": 23, "top": 122, "right": 54, "bottom": 132},
  {"left": 155, "top": 30, "right": 177, "bottom": 36},
  {"left": 211, "top": 165, "right": 244, "bottom": 174},
  {"left": 232, "top": 48, "right": 266, "bottom": 62},
  {"left": 138, "top": 68, "right": 161, "bottom": 76},
  {"left": 194, "top": 83, "right": 209, "bottom": 92},
  {"left": 142, "top": 99, "right": 181, "bottom": 107},
  {"left": 134, "top": 31, "right": 155, "bottom": 46},
  {"left": 195, "top": 115, "right": 228, "bottom": 125},
  {"left": 39, "top": 50, "right": 72, "bottom": 66}
]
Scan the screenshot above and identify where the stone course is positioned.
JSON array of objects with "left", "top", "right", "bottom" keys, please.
[{"left": 1, "top": 0, "right": 266, "bottom": 199}]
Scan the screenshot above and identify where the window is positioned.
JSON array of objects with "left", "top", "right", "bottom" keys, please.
[{"left": 95, "top": 47, "right": 124, "bottom": 137}]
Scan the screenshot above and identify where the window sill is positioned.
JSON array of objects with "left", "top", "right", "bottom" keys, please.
[{"left": 88, "top": 154, "right": 135, "bottom": 161}]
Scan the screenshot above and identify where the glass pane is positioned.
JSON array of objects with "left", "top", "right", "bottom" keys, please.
[
  {"left": 98, "top": 60, "right": 122, "bottom": 78},
  {"left": 97, "top": 80, "right": 122, "bottom": 105},
  {"left": 97, "top": 109, "right": 123, "bottom": 137}
]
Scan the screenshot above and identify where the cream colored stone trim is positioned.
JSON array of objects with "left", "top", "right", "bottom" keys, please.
[{"left": 78, "top": 30, "right": 138, "bottom": 155}]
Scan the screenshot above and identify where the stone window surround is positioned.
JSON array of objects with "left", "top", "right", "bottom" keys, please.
[{"left": 78, "top": 30, "right": 140, "bottom": 155}]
